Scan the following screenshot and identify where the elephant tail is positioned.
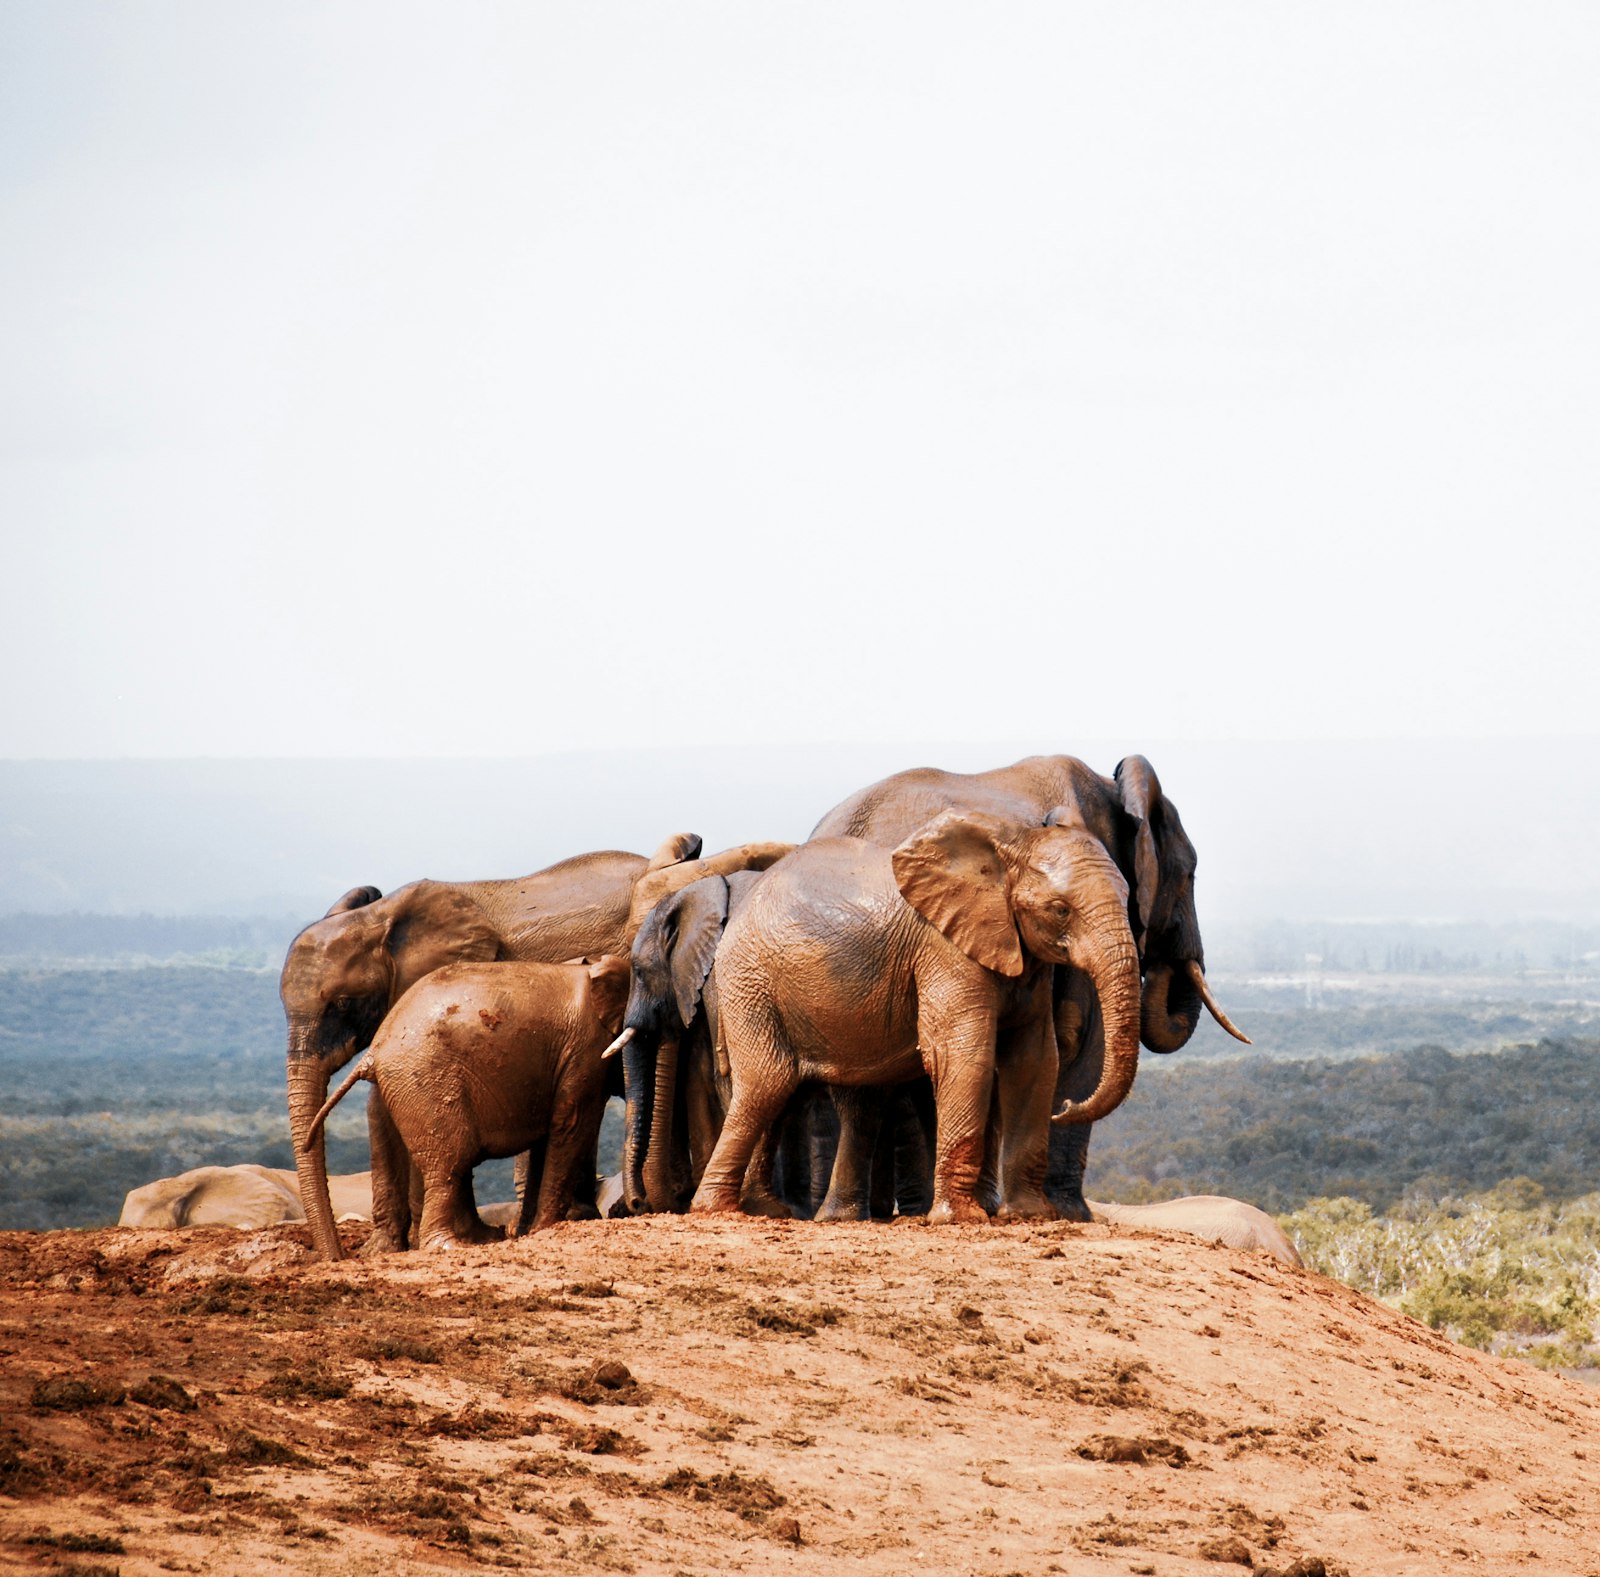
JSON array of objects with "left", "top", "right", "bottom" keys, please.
[{"left": 298, "top": 1056, "right": 375, "bottom": 1152}]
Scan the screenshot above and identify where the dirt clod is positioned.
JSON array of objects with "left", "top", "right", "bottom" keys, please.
[
  {"left": 1200, "top": 1533, "right": 1256, "bottom": 1565},
  {"left": 128, "top": 1373, "right": 197, "bottom": 1411},
  {"left": 31, "top": 1377, "right": 125, "bottom": 1410},
  {"left": 1078, "top": 1434, "right": 1191, "bottom": 1466}
]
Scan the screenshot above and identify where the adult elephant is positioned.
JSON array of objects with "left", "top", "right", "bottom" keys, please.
[
  {"left": 282, "top": 833, "right": 792, "bottom": 1259},
  {"left": 694, "top": 807, "right": 1143, "bottom": 1223},
  {"left": 119, "top": 1165, "right": 372, "bottom": 1229},
  {"left": 810, "top": 754, "right": 1247, "bottom": 1218}
]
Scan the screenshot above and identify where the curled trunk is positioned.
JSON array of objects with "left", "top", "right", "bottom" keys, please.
[
  {"left": 1052, "top": 904, "right": 1144, "bottom": 1127},
  {"left": 1140, "top": 960, "right": 1201, "bottom": 1053},
  {"left": 288, "top": 1053, "right": 344, "bottom": 1261},
  {"left": 643, "top": 1034, "right": 681, "bottom": 1212}
]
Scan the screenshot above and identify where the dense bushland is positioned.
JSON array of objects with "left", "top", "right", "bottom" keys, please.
[{"left": 1285, "top": 1183, "right": 1600, "bottom": 1367}]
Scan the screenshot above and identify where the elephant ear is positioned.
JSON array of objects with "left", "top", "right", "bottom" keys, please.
[
  {"left": 585, "top": 955, "right": 632, "bottom": 1036},
  {"left": 324, "top": 885, "right": 382, "bottom": 916},
  {"left": 1114, "top": 756, "right": 1162, "bottom": 947},
  {"left": 383, "top": 882, "right": 500, "bottom": 994},
  {"left": 670, "top": 875, "right": 730, "bottom": 1028},
  {"left": 891, "top": 812, "right": 1025, "bottom": 978},
  {"left": 646, "top": 832, "right": 703, "bottom": 871}
]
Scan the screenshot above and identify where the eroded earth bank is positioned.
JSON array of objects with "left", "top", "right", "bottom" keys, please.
[{"left": 3, "top": 1217, "right": 1599, "bottom": 1575}]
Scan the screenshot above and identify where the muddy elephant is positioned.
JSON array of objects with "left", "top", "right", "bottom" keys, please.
[
  {"left": 810, "top": 754, "right": 1247, "bottom": 1218},
  {"left": 694, "top": 805, "right": 1143, "bottom": 1224},
  {"left": 282, "top": 833, "right": 793, "bottom": 1259},
  {"left": 1087, "top": 1196, "right": 1303, "bottom": 1268},
  {"left": 118, "top": 1165, "right": 373, "bottom": 1229},
  {"left": 608, "top": 867, "right": 850, "bottom": 1218},
  {"left": 303, "top": 956, "right": 631, "bottom": 1249}
]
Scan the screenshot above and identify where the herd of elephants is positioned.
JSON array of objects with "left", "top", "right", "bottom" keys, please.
[{"left": 282, "top": 752, "right": 1249, "bottom": 1261}]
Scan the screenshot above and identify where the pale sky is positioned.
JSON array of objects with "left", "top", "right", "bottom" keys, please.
[{"left": 2, "top": 4, "right": 1597, "bottom": 759}]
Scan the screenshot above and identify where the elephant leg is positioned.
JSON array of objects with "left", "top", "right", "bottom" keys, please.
[
  {"left": 362, "top": 1091, "right": 413, "bottom": 1255},
  {"left": 993, "top": 1009, "right": 1061, "bottom": 1221},
  {"left": 418, "top": 1162, "right": 478, "bottom": 1251},
  {"left": 1044, "top": 991, "right": 1103, "bottom": 1223},
  {"left": 740, "top": 1123, "right": 793, "bottom": 1219},
  {"left": 450, "top": 1168, "right": 503, "bottom": 1245},
  {"left": 685, "top": 1035, "right": 721, "bottom": 1198},
  {"left": 768, "top": 1087, "right": 814, "bottom": 1215},
  {"left": 534, "top": 1072, "right": 607, "bottom": 1231},
  {"left": 692, "top": 1056, "right": 800, "bottom": 1216},
  {"left": 869, "top": 1100, "right": 897, "bottom": 1219},
  {"left": 975, "top": 1095, "right": 1003, "bottom": 1217},
  {"left": 892, "top": 1079, "right": 936, "bottom": 1216},
  {"left": 815, "top": 1086, "right": 884, "bottom": 1222},
  {"left": 806, "top": 1087, "right": 840, "bottom": 1217},
  {"left": 513, "top": 1138, "right": 547, "bottom": 1236},
  {"left": 918, "top": 999, "right": 999, "bottom": 1225}
]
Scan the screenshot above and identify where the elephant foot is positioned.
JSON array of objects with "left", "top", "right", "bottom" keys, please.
[
  {"left": 739, "top": 1187, "right": 795, "bottom": 1220},
  {"left": 928, "top": 1194, "right": 990, "bottom": 1226},
  {"left": 455, "top": 1216, "right": 506, "bottom": 1246},
  {"left": 690, "top": 1186, "right": 743, "bottom": 1215},
  {"left": 564, "top": 1201, "right": 601, "bottom": 1222},
  {"left": 996, "top": 1190, "right": 1059, "bottom": 1223},
  {"left": 359, "top": 1228, "right": 408, "bottom": 1257},
  {"left": 813, "top": 1195, "right": 871, "bottom": 1223},
  {"left": 1046, "top": 1191, "right": 1093, "bottom": 1224}
]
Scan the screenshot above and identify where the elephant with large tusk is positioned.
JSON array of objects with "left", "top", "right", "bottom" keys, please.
[
  {"left": 281, "top": 834, "right": 794, "bottom": 1260},
  {"left": 808, "top": 752, "right": 1247, "bottom": 1219}
]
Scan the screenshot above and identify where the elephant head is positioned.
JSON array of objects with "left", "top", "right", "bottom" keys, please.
[
  {"left": 612, "top": 874, "right": 732, "bottom": 1216},
  {"left": 283, "top": 881, "right": 501, "bottom": 1260},
  {"left": 1114, "top": 755, "right": 1248, "bottom": 1054},
  {"left": 891, "top": 805, "right": 1143, "bottom": 1126}
]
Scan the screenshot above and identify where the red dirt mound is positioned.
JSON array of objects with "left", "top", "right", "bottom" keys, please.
[{"left": 2, "top": 1215, "right": 1598, "bottom": 1575}]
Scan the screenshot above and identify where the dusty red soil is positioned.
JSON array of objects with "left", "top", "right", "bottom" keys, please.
[{"left": 2, "top": 1215, "right": 1599, "bottom": 1576}]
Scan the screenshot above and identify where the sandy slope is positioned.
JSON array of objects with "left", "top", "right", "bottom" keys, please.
[{"left": 3, "top": 1215, "right": 1599, "bottom": 1576}]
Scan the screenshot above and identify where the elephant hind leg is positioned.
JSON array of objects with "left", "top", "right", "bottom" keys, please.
[
  {"left": 417, "top": 1165, "right": 485, "bottom": 1250},
  {"left": 814, "top": 1086, "right": 884, "bottom": 1222}
]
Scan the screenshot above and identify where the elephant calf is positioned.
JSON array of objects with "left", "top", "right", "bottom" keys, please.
[{"left": 304, "top": 956, "right": 630, "bottom": 1250}]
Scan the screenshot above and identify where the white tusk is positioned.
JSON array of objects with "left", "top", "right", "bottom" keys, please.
[
  {"left": 602, "top": 1026, "right": 636, "bottom": 1061},
  {"left": 1187, "top": 959, "right": 1251, "bottom": 1044}
]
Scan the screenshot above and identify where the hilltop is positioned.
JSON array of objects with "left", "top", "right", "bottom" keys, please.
[{"left": 3, "top": 1215, "right": 1599, "bottom": 1575}]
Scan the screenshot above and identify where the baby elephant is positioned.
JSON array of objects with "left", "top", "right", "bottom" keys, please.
[{"left": 304, "top": 956, "right": 630, "bottom": 1249}]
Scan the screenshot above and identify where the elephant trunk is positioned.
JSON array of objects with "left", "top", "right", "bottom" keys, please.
[
  {"left": 1052, "top": 902, "right": 1144, "bottom": 1127},
  {"left": 1141, "top": 958, "right": 1249, "bottom": 1051},
  {"left": 1139, "top": 960, "right": 1200, "bottom": 1053},
  {"left": 643, "top": 1033, "right": 681, "bottom": 1212},
  {"left": 621, "top": 1032, "right": 655, "bottom": 1215},
  {"left": 288, "top": 1050, "right": 344, "bottom": 1261}
]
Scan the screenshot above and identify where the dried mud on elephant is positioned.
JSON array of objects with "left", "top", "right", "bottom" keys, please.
[{"left": 3, "top": 1216, "right": 1600, "bottom": 1576}]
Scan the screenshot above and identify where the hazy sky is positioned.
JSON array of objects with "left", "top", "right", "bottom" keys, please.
[{"left": 2, "top": 4, "right": 1596, "bottom": 760}]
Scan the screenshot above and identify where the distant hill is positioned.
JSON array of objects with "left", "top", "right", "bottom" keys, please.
[{"left": 2, "top": 737, "right": 1598, "bottom": 922}]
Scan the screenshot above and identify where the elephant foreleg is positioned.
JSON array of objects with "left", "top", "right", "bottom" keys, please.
[
  {"left": 918, "top": 996, "right": 999, "bottom": 1226},
  {"left": 993, "top": 1007, "right": 1061, "bottom": 1221},
  {"left": 1044, "top": 979, "right": 1103, "bottom": 1222}
]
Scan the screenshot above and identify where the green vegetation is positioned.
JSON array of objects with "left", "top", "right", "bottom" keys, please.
[
  {"left": 1090, "top": 1039, "right": 1600, "bottom": 1212},
  {"left": 1285, "top": 1184, "right": 1600, "bottom": 1368}
]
